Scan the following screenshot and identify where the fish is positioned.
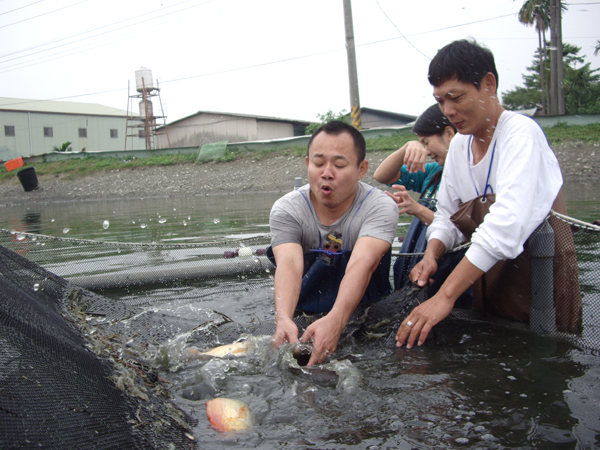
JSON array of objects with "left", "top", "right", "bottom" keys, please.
[
  {"left": 183, "top": 340, "right": 253, "bottom": 361},
  {"left": 205, "top": 398, "right": 254, "bottom": 432}
]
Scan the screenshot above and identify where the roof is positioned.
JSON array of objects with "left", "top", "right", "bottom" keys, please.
[
  {"left": 357, "top": 107, "right": 417, "bottom": 123},
  {"left": 0, "top": 97, "right": 130, "bottom": 117},
  {"left": 165, "top": 110, "right": 312, "bottom": 127}
]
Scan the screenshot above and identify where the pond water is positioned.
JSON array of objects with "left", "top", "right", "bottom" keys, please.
[{"left": 1, "top": 179, "right": 600, "bottom": 449}]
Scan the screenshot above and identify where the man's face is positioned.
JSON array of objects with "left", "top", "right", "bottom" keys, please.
[
  {"left": 432, "top": 75, "right": 496, "bottom": 138},
  {"left": 305, "top": 131, "right": 368, "bottom": 213}
]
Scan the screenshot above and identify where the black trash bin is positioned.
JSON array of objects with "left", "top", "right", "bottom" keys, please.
[{"left": 17, "top": 167, "right": 39, "bottom": 192}]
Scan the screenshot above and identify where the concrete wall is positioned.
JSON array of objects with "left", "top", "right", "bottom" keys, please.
[
  {"left": 532, "top": 114, "right": 600, "bottom": 128},
  {"left": 0, "top": 110, "right": 145, "bottom": 161}
]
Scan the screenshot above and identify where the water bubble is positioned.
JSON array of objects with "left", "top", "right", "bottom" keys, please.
[
  {"left": 62, "top": 228, "right": 70, "bottom": 234},
  {"left": 213, "top": 218, "right": 220, "bottom": 224},
  {"left": 16, "top": 232, "right": 26, "bottom": 241},
  {"left": 158, "top": 218, "right": 167, "bottom": 224},
  {"left": 102, "top": 220, "right": 110, "bottom": 230},
  {"left": 140, "top": 223, "right": 147, "bottom": 229},
  {"left": 132, "top": 220, "right": 136, "bottom": 225},
  {"left": 173, "top": 208, "right": 177, "bottom": 211},
  {"left": 188, "top": 216, "right": 191, "bottom": 220},
  {"left": 117, "top": 248, "right": 121, "bottom": 254},
  {"left": 51, "top": 219, "right": 55, "bottom": 222},
  {"left": 32, "top": 283, "right": 40, "bottom": 291},
  {"left": 183, "top": 221, "right": 187, "bottom": 226}
]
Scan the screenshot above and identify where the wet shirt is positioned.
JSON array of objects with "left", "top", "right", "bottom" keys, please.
[
  {"left": 427, "top": 110, "right": 563, "bottom": 272},
  {"left": 269, "top": 181, "right": 398, "bottom": 252}
]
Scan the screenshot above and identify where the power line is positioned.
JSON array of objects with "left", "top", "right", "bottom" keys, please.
[
  {"left": 0, "top": 0, "right": 46, "bottom": 17},
  {"left": 373, "top": 0, "right": 431, "bottom": 60},
  {"left": 0, "top": 0, "right": 92, "bottom": 29}
]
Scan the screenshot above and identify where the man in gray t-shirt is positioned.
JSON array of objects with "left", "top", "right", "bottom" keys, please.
[{"left": 269, "top": 121, "right": 398, "bottom": 366}]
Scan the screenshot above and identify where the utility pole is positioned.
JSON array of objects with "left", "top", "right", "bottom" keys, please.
[
  {"left": 550, "top": 0, "right": 566, "bottom": 115},
  {"left": 343, "top": 0, "right": 361, "bottom": 129}
]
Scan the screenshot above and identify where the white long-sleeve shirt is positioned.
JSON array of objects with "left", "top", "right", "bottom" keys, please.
[{"left": 427, "top": 110, "right": 563, "bottom": 272}]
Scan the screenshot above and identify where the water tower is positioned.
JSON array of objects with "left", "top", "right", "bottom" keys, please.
[{"left": 125, "top": 67, "right": 169, "bottom": 150}]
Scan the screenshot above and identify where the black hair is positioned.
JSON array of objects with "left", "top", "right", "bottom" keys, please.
[
  {"left": 428, "top": 39, "right": 499, "bottom": 92},
  {"left": 308, "top": 121, "right": 366, "bottom": 163},
  {"left": 412, "top": 104, "right": 456, "bottom": 137}
]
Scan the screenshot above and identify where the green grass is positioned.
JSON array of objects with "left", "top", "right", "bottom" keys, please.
[
  {"left": 543, "top": 122, "right": 600, "bottom": 144},
  {"left": 1, "top": 124, "right": 597, "bottom": 183}
]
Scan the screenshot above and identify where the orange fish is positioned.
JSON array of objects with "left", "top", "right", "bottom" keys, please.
[
  {"left": 206, "top": 398, "right": 254, "bottom": 432},
  {"left": 183, "top": 340, "right": 252, "bottom": 361}
]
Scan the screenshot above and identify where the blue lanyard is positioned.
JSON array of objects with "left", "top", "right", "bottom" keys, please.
[{"left": 468, "top": 136, "right": 496, "bottom": 197}]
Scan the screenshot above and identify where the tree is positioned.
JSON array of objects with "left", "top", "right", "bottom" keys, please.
[
  {"left": 518, "top": 0, "right": 552, "bottom": 114},
  {"left": 52, "top": 141, "right": 72, "bottom": 152},
  {"left": 305, "top": 109, "right": 352, "bottom": 135},
  {"left": 517, "top": 0, "right": 568, "bottom": 114},
  {"left": 502, "top": 43, "right": 600, "bottom": 114}
]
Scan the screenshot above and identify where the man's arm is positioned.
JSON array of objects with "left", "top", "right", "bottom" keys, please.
[
  {"left": 398, "top": 254, "right": 484, "bottom": 348},
  {"left": 300, "top": 236, "right": 391, "bottom": 366},
  {"left": 272, "top": 242, "right": 305, "bottom": 346}
]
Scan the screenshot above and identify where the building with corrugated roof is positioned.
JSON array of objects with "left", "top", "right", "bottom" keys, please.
[
  {"left": 0, "top": 97, "right": 145, "bottom": 161},
  {"left": 155, "top": 110, "right": 311, "bottom": 149}
]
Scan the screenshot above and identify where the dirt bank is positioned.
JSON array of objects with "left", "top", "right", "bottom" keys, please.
[{"left": 1, "top": 143, "right": 598, "bottom": 206}]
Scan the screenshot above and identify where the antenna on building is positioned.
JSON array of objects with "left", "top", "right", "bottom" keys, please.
[{"left": 125, "top": 67, "right": 170, "bottom": 150}]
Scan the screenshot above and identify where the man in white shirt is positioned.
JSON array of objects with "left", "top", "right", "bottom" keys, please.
[{"left": 395, "top": 39, "right": 573, "bottom": 349}]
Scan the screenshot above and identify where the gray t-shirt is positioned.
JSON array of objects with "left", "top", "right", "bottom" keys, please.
[{"left": 270, "top": 181, "right": 399, "bottom": 252}]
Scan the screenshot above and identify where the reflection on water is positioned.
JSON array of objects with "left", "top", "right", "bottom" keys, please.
[{"left": 1, "top": 184, "right": 600, "bottom": 448}]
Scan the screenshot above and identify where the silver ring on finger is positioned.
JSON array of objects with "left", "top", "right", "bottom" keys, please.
[{"left": 407, "top": 320, "right": 414, "bottom": 328}]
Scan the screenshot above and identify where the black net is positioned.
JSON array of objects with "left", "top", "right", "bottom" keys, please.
[{"left": 0, "top": 211, "right": 599, "bottom": 447}]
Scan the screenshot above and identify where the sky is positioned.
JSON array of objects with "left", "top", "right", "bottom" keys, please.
[{"left": 1, "top": 0, "right": 599, "bottom": 124}]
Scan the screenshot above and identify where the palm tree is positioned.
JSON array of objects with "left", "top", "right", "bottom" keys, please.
[{"left": 518, "top": 0, "right": 567, "bottom": 115}]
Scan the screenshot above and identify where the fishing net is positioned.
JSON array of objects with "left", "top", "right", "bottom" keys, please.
[
  {"left": 195, "top": 140, "right": 228, "bottom": 163},
  {"left": 0, "top": 211, "right": 599, "bottom": 448}
]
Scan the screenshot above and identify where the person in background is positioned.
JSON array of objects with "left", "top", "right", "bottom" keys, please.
[
  {"left": 396, "top": 39, "right": 580, "bottom": 349},
  {"left": 267, "top": 121, "right": 398, "bottom": 366},
  {"left": 375, "top": 105, "right": 457, "bottom": 289},
  {"left": 374, "top": 103, "right": 456, "bottom": 227}
]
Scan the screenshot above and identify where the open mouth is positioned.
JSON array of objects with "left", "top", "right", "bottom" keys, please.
[{"left": 321, "top": 184, "right": 333, "bottom": 194}]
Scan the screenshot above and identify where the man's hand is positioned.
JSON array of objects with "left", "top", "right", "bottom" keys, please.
[
  {"left": 395, "top": 293, "right": 454, "bottom": 348},
  {"left": 272, "top": 316, "right": 299, "bottom": 347},
  {"left": 399, "top": 253, "right": 485, "bottom": 349},
  {"left": 299, "top": 313, "right": 345, "bottom": 366},
  {"left": 409, "top": 252, "right": 439, "bottom": 288}
]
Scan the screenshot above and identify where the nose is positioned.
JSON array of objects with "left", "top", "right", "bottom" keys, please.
[
  {"left": 441, "top": 102, "right": 456, "bottom": 118},
  {"left": 321, "top": 162, "right": 334, "bottom": 179}
]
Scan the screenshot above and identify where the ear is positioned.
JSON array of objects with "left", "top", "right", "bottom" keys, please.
[
  {"left": 358, "top": 160, "right": 368, "bottom": 180},
  {"left": 444, "top": 126, "right": 455, "bottom": 140},
  {"left": 482, "top": 72, "right": 498, "bottom": 95},
  {"left": 305, "top": 155, "right": 309, "bottom": 168}
]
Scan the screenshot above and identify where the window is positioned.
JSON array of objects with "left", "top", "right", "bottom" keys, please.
[
  {"left": 44, "top": 127, "right": 53, "bottom": 137},
  {"left": 138, "top": 130, "right": 145, "bottom": 138},
  {"left": 79, "top": 128, "right": 87, "bottom": 138},
  {"left": 110, "top": 129, "right": 118, "bottom": 138},
  {"left": 4, "top": 125, "right": 15, "bottom": 137}
]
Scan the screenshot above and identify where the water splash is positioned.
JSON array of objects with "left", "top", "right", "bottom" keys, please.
[{"left": 102, "top": 220, "right": 110, "bottom": 230}]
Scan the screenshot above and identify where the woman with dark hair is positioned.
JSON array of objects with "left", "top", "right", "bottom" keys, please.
[
  {"left": 374, "top": 104, "right": 456, "bottom": 289},
  {"left": 374, "top": 104, "right": 456, "bottom": 227}
]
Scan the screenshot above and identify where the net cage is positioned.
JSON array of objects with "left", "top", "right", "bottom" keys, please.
[{"left": 0, "top": 211, "right": 599, "bottom": 448}]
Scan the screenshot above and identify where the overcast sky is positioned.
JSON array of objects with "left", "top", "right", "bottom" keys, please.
[{"left": 1, "top": 0, "right": 598, "bottom": 124}]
